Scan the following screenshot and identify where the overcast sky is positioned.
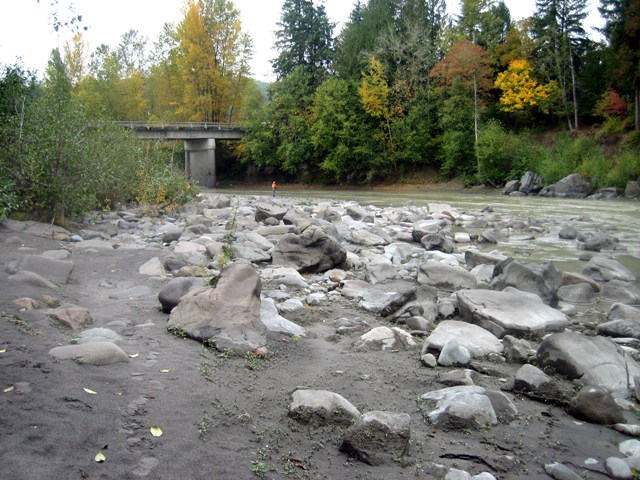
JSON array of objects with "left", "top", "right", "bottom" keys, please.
[{"left": 0, "top": 0, "right": 604, "bottom": 82}]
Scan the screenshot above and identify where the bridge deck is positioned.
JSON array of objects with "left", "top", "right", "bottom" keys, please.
[{"left": 117, "top": 121, "right": 243, "bottom": 140}]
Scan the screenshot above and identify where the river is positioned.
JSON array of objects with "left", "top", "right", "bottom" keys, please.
[{"left": 207, "top": 187, "right": 640, "bottom": 284}]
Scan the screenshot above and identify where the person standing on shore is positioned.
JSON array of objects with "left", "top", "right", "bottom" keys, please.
[{"left": 272, "top": 180, "right": 277, "bottom": 197}]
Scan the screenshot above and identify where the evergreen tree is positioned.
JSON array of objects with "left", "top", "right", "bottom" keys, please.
[
  {"left": 272, "top": 0, "right": 334, "bottom": 84},
  {"left": 600, "top": 0, "right": 640, "bottom": 130},
  {"left": 532, "top": 0, "right": 587, "bottom": 130}
]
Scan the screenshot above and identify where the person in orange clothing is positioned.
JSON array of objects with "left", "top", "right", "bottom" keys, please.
[{"left": 272, "top": 180, "right": 277, "bottom": 197}]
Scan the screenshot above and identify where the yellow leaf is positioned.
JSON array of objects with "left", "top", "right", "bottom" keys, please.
[
  {"left": 150, "top": 426, "right": 163, "bottom": 437},
  {"left": 83, "top": 388, "right": 97, "bottom": 394},
  {"left": 129, "top": 353, "right": 139, "bottom": 358},
  {"left": 4, "top": 386, "right": 14, "bottom": 393},
  {"left": 0, "top": 348, "right": 6, "bottom": 353},
  {"left": 159, "top": 369, "right": 171, "bottom": 373},
  {"left": 95, "top": 451, "right": 106, "bottom": 462}
]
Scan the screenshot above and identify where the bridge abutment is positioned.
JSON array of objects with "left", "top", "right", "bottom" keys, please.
[{"left": 184, "top": 139, "right": 216, "bottom": 188}]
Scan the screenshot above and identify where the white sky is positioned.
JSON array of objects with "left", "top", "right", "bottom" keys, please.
[{"left": 0, "top": 0, "right": 604, "bottom": 82}]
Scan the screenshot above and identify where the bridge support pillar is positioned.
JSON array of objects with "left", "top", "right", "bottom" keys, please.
[{"left": 184, "top": 139, "right": 216, "bottom": 188}]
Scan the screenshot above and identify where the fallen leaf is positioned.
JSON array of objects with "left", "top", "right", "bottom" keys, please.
[
  {"left": 159, "top": 369, "right": 171, "bottom": 373},
  {"left": 129, "top": 353, "right": 139, "bottom": 358},
  {"left": 94, "top": 451, "right": 106, "bottom": 463},
  {"left": 83, "top": 388, "right": 97, "bottom": 395},
  {"left": 150, "top": 426, "right": 163, "bottom": 437},
  {"left": 0, "top": 348, "right": 6, "bottom": 353},
  {"left": 4, "top": 386, "right": 14, "bottom": 393}
]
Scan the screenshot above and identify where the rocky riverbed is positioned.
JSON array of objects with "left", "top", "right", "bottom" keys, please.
[{"left": 2, "top": 192, "right": 640, "bottom": 480}]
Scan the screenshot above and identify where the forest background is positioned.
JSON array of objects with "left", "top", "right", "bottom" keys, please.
[{"left": 0, "top": 0, "right": 639, "bottom": 223}]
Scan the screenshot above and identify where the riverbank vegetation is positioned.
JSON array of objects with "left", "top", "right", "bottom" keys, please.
[{"left": 1, "top": 0, "right": 639, "bottom": 221}]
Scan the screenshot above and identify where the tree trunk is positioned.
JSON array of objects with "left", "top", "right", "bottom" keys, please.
[
  {"left": 473, "top": 73, "right": 479, "bottom": 171},
  {"left": 569, "top": 42, "right": 579, "bottom": 130}
]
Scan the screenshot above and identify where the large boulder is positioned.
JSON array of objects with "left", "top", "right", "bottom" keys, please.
[
  {"left": 271, "top": 226, "right": 347, "bottom": 273},
  {"left": 340, "top": 411, "right": 411, "bottom": 466},
  {"left": 540, "top": 173, "right": 594, "bottom": 198},
  {"left": 568, "top": 385, "right": 625, "bottom": 425},
  {"left": 490, "top": 258, "right": 562, "bottom": 306},
  {"left": 519, "top": 171, "right": 544, "bottom": 194},
  {"left": 597, "top": 304, "right": 640, "bottom": 339},
  {"left": 457, "top": 289, "right": 568, "bottom": 338},
  {"left": 167, "top": 262, "right": 266, "bottom": 354},
  {"left": 536, "top": 331, "right": 640, "bottom": 397},
  {"left": 582, "top": 256, "right": 636, "bottom": 283},
  {"left": 49, "top": 342, "right": 129, "bottom": 365}
]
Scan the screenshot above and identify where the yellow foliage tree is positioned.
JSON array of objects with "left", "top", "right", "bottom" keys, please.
[
  {"left": 495, "top": 59, "right": 558, "bottom": 113},
  {"left": 359, "top": 57, "right": 401, "bottom": 149},
  {"left": 174, "top": 0, "right": 251, "bottom": 123}
]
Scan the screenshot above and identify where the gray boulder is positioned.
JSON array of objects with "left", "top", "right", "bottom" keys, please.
[
  {"left": 519, "top": 171, "right": 543, "bottom": 194},
  {"left": 412, "top": 219, "right": 447, "bottom": 242},
  {"left": 167, "top": 262, "right": 266, "bottom": 354},
  {"left": 513, "top": 364, "right": 559, "bottom": 401},
  {"left": 346, "top": 205, "right": 373, "bottom": 222},
  {"left": 158, "top": 277, "right": 203, "bottom": 313},
  {"left": 625, "top": 181, "right": 640, "bottom": 198},
  {"left": 537, "top": 331, "right": 640, "bottom": 396},
  {"left": 347, "top": 229, "right": 387, "bottom": 247},
  {"left": 16, "top": 254, "right": 74, "bottom": 284},
  {"left": 601, "top": 279, "right": 640, "bottom": 304},
  {"left": 289, "top": 389, "right": 360, "bottom": 425},
  {"left": 539, "top": 173, "right": 594, "bottom": 198},
  {"left": 417, "top": 260, "right": 477, "bottom": 292},
  {"left": 558, "top": 225, "right": 578, "bottom": 240},
  {"left": 464, "top": 250, "right": 507, "bottom": 269},
  {"left": 490, "top": 258, "right": 562, "bottom": 306},
  {"left": 271, "top": 226, "right": 347, "bottom": 273},
  {"left": 255, "top": 203, "right": 288, "bottom": 222},
  {"left": 557, "top": 283, "right": 597, "bottom": 304},
  {"left": 380, "top": 288, "right": 417, "bottom": 318},
  {"left": 422, "top": 320, "right": 503, "bottom": 358},
  {"left": 577, "top": 232, "right": 619, "bottom": 251},
  {"left": 260, "top": 297, "right": 306, "bottom": 337},
  {"left": 457, "top": 289, "right": 568, "bottom": 338},
  {"left": 437, "top": 339, "right": 471, "bottom": 367},
  {"left": 421, "top": 385, "right": 517, "bottom": 429},
  {"left": 49, "top": 342, "right": 129, "bottom": 365},
  {"left": 544, "top": 462, "right": 583, "bottom": 480},
  {"left": 501, "top": 180, "right": 520, "bottom": 195},
  {"left": 569, "top": 385, "right": 625, "bottom": 425},
  {"left": 598, "top": 304, "right": 640, "bottom": 339},
  {"left": 420, "top": 233, "right": 457, "bottom": 254},
  {"left": 340, "top": 411, "right": 410, "bottom": 466},
  {"left": 582, "top": 256, "right": 636, "bottom": 283}
]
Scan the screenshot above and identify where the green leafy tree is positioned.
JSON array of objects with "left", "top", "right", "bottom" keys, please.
[
  {"left": 430, "top": 40, "right": 493, "bottom": 176},
  {"left": 272, "top": 0, "right": 334, "bottom": 84},
  {"left": 310, "top": 77, "right": 378, "bottom": 182}
]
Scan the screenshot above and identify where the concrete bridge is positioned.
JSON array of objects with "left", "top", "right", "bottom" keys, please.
[{"left": 117, "top": 121, "right": 244, "bottom": 188}]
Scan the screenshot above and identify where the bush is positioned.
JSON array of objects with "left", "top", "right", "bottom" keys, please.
[{"left": 0, "top": 177, "right": 19, "bottom": 222}]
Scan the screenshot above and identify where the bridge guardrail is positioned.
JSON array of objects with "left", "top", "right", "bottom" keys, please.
[{"left": 115, "top": 121, "right": 243, "bottom": 131}]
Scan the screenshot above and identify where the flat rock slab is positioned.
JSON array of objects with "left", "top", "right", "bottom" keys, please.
[
  {"left": 49, "top": 342, "right": 129, "bottom": 365},
  {"left": 8, "top": 271, "right": 58, "bottom": 289},
  {"left": 457, "top": 289, "right": 568, "bottom": 338},
  {"left": 47, "top": 305, "right": 92, "bottom": 330},
  {"left": 423, "top": 320, "right": 503, "bottom": 358}
]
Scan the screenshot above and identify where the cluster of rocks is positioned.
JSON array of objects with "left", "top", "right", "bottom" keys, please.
[
  {"left": 502, "top": 171, "right": 640, "bottom": 200},
  {"left": 4, "top": 191, "right": 640, "bottom": 478}
]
